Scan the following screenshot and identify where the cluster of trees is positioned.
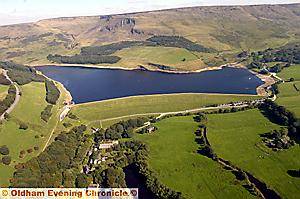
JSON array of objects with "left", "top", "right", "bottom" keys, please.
[
  {"left": 81, "top": 36, "right": 213, "bottom": 56},
  {"left": 260, "top": 100, "right": 298, "bottom": 126},
  {"left": 41, "top": 105, "right": 53, "bottom": 122},
  {"left": 259, "top": 43, "right": 300, "bottom": 64},
  {"left": 77, "top": 140, "right": 151, "bottom": 188},
  {"left": 45, "top": 80, "right": 60, "bottom": 104},
  {"left": 0, "top": 85, "right": 16, "bottom": 116},
  {"left": 67, "top": 112, "right": 79, "bottom": 120},
  {"left": 19, "top": 147, "right": 39, "bottom": 159},
  {"left": 269, "top": 63, "right": 284, "bottom": 73},
  {"left": 48, "top": 35, "right": 213, "bottom": 65},
  {"left": 11, "top": 125, "right": 93, "bottom": 187},
  {"left": 84, "top": 131, "right": 181, "bottom": 197},
  {"left": 89, "top": 141, "right": 147, "bottom": 188},
  {"left": 193, "top": 113, "right": 217, "bottom": 159},
  {"left": 80, "top": 41, "right": 152, "bottom": 56},
  {"left": 259, "top": 100, "right": 299, "bottom": 140},
  {"left": 261, "top": 128, "right": 295, "bottom": 150},
  {"left": 0, "top": 61, "right": 44, "bottom": 85},
  {"left": 245, "top": 43, "right": 300, "bottom": 70},
  {"left": 63, "top": 122, "right": 72, "bottom": 128},
  {"left": 96, "top": 117, "right": 148, "bottom": 140},
  {"left": 195, "top": 125, "right": 217, "bottom": 159},
  {"left": 0, "top": 145, "right": 11, "bottom": 165},
  {"left": 47, "top": 54, "right": 121, "bottom": 65},
  {"left": 193, "top": 112, "right": 207, "bottom": 123},
  {"left": 146, "top": 35, "right": 214, "bottom": 53},
  {"left": 94, "top": 167, "right": 126, "bottom": 188}
]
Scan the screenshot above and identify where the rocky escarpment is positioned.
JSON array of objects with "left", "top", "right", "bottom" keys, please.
[{"left": 99, "top": 16, "right": 144, "bottom": 36}]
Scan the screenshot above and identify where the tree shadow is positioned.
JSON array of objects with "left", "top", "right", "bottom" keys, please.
[{"left": 287, "top": 169, "right": 300, "bottom": 178}]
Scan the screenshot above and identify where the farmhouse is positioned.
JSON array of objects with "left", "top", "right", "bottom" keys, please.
[
  {"left": 146, "top": 126, "right": 156, "bottom": 133},
  {"left": 99, "top": 140, "right": 119, "bottom": 149}
]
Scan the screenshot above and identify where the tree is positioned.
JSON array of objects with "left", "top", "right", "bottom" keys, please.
[
  {"left": 45, "top": 80, "right": 60, "bottom": 104},
  {"left": 4, "top": 113, "right": 9, "bottom": 120},
  {"left": 233, "top": 170, "right": 247, "bottom": 181},
  {"left": 0, "top": 145, "right": 9, "bottom": 155},
  {"left": 116, "top": 124, "right": 124, "bottom": 133},
  {"left": 94, "top": 168, "right": 105, "bottom": 185},
  {"left": 102, "top": 167, "right": 126, "bottom": 188},
  {"left": 19, "top": 123, "right": 29, "bottom": 130},
  {"left": 2, "top": 156, "right": 11, "bottom": 165},
  {"left": 75, "top": 173, "right": 90, "bottom": 188}
]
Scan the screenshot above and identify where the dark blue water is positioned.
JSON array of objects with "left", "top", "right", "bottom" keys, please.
[{"left": 37, "top": 66, "right": 263, "bottom": 104}]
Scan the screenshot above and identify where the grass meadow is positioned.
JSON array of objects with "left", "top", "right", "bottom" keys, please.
[
  {"left": 0, "top": 82, "right": 67, "bottom": 186},
  {"left": 71, "top": 93, "right": 259, "bottom": 123},
  {"left": 277, "top": 65, "right": 300, "bottom": 117},
  {"left": 135, "top": 116, "right": 254, "bottom": 199},
  {"left": 0, "top": 85, "right": 8, "bottom": 100},
  {"left": 207, "top": 109, "right": 300, "bottom": 198}
]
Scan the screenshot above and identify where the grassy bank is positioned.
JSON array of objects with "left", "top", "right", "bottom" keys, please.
[
  {"left": 0, "top": 82, "right": 67, "bottom": 186},
  {"left": 207, "top": 109, "right": 300, "bottom": 198},
  {"left": 0, "top": 85, "right": 9, "bottom": 100},
  {"left": 135, "top": 116, "right": 253, "bottom": 198},
  {"left": 71, "top": 93, "right": 259, "bottom": 123},
  {"left": 276, "top": 65, "right": 300, "bottom": 117}
]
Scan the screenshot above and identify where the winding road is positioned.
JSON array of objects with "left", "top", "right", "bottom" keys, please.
[{"left": 0, "top": 70, "right": 21, "bottom": 120}]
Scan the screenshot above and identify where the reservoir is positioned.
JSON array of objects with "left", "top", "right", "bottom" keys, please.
[{"left": 37, "top": 66, "right": 264, "bottom": 104}]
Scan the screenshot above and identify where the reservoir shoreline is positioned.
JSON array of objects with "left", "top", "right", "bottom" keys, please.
[
  {"left": 32, "top": 62, "right": 241, "bottom": 74},
  {"left": 36, "top": 65, "right": 264, "bottom": 104},
  {"left": 34, "top": 62, "right": 273, "bottom": 96}
]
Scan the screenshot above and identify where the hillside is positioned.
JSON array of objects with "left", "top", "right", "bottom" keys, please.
[{"left": 0, "top": 4, "right": 300, "bottom": 69}]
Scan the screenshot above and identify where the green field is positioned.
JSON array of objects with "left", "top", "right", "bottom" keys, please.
[
  {"left": 115, "top": 46, "right": 198, "bottom": 64},
  {"left": 207, "top": 109, "right": 300, "bottom": 198},
  {"left": 135, "top": 116, "right": 254, "bottom": 199},
  {"left": 276, "top": 65, "right": 300, "bottom": 117},
  {"left": 113, "top": 46, "right": 206, "bottom": 70},
  {"left": 0, "top": 84, "right": 8, "bottom": 100},
  {"left": 277, "top": 65, "right": 300, "bottom": 81},
  {"left": 71, "top": 93, "right": 259, "bottom": 123},
  {"left": 0, "top": 82, "right": 66, "bottom": 186}
]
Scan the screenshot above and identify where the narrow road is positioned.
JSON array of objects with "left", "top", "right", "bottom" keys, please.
[
  {"left": 42, "top": 120, "right": 59, "bottom": 152},
  {"left": 155, "top": 103, "right": 249, "bottom": 120},
  {"left": 0, "top": 70, "right": 21, "bottom": 120},
  {"left": 87, "top": 101, "right": 260, "bottom": 127}
]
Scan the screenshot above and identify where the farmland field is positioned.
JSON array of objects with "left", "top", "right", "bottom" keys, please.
[
  {"left": 135, "top": 116, "right": 254, "bottom": 199},
  {"left": 277, "top": 65, "right": 300, "bottom": 117},
  {"left": 0, "top": 82, "right": 67, "bottom": 186},
  {"left": 207, "top": 109, "right": 300, "bottom": 198}
]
